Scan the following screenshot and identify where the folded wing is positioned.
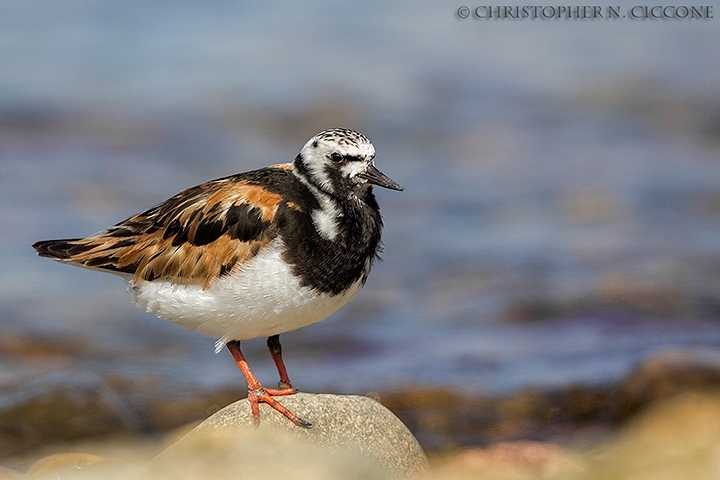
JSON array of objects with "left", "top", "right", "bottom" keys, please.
[{"left": 33, "top": 172, "right": 287, "bottom": 288}]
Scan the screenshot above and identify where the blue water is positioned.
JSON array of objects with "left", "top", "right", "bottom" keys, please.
[{"left": 2, "top": 1, "right": 720, "bottom": 397}]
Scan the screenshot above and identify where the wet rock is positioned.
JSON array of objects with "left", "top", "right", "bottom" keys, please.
[
  {"left": 622, "top": 349, "right": 720, "bottom": 405},
  {"left": 0, "top": 374, "right": 140, "bottom": 458},
  {"left": 379, "top": 387, "right": 562, "bottom": 450},
  {"left": 0, "top": 334, "right": 98, "bottom": 362},
  {"left": 382, "top": 349, "right": 720, "bottom": 450},
  {"left": 103, "top": 376, "right": 239, "bottom": 433},
  {"left": 0, "top": 372, "right": 239, "bottom": 459},
  {"left": 148, "top": 393, "right": 428, "bottom": 479}
]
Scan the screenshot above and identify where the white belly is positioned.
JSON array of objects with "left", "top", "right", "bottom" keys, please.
[{"left": 130, "top": 238, "right": 363, "bottom": 348}]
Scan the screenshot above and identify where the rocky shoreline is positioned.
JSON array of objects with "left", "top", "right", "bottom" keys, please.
[
  {"left": 3, "top": 388, "right": 720, "bottom": 479},
  {"left": 3, "top": 348, "right": 720, "bottom": 462},
  {"left": 2, "top": 348, "right": 720, "bottom": 478},
  {"left": 381, "top": 349, "right": 720, "bottom": 451}
]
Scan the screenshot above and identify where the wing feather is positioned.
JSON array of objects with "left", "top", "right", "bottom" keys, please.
[{"left": 33, "top": 166, "right": 292, "bottom": 288}]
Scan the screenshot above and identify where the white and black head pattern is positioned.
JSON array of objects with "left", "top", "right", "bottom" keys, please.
[
  {"left": 293, "top": 128, "right": 403, "bottom": 199},
  {"left": 289, "top": 128, "right": 403, "bottom": 243}
]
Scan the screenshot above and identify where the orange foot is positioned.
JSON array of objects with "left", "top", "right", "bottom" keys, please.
[
  {"left": 226, "top": 339, "right": 311, "bottom": 428},
  {"left": 247, "top": 385, "right": 311, "bottom": 427}
]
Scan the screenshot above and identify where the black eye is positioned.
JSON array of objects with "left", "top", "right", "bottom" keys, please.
[{"left": 329, "top": 152, "right": 343, "bottom": 163}]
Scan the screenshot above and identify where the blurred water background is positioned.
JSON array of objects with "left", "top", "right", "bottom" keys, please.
[{"left": 2, "top": 0, "right": 720, "bottom": 415}]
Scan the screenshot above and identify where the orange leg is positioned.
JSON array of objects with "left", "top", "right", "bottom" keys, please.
[
  {"left": 267, "top": 334, "right": 295, "bottom": 391},
  {"left": 226, "top": 340, "right": 310, "bottom": 428}
]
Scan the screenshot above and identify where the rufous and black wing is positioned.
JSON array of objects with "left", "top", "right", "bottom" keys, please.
[{"left": 33, "top": 165, "right": 294, "bottom": 288}]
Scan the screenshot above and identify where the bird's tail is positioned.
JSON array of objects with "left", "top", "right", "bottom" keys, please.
[{"left": 32, "top": 238, "right": 88, "bottom": 260}]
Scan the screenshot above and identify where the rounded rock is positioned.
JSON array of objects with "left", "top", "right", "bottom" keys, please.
[{"left": 148, "top": 393, "right": 428, "bottom": 479}]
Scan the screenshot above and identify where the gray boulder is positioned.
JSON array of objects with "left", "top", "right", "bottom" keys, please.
[{"left": 147, "top": 393, "right": 428, "bottom": 479}]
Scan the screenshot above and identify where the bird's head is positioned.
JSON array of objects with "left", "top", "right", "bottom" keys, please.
[{"left": 294, "top": 128, "right": 403, "bottom": 198}]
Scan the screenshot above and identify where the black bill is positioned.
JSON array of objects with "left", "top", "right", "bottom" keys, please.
[{"left": 360, "top": 165, "right": 404, "bottom": 191}]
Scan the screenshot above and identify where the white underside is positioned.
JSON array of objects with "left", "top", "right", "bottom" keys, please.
[{"left": 131, "top": 238, "right": 363, "bottom": 350}]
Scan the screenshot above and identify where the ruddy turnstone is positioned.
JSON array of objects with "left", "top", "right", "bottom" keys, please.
[{"left": 33, "top": 128, "right": 403, "bottom": 427}]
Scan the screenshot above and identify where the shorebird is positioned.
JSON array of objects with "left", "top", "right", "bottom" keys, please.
[{"left": 33, "top": 128, "right": 403, "bottom": 427}]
